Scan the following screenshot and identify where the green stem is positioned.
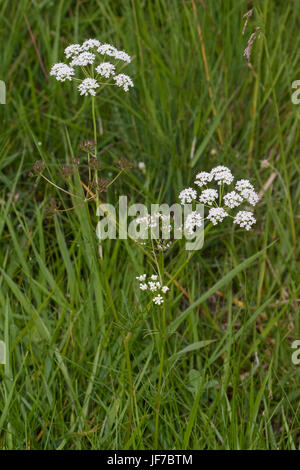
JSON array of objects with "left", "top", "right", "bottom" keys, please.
[
  {"left": 91, "top": 96, "right": 98, "bottom": 190},
  {"left": 154, "top": 297, "right": 166, "bottom": 449},
  {"left": 91, "top": 95, "right": 97, "bottom": 159}
]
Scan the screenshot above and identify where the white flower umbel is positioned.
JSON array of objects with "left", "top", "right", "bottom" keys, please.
[
  {"left": 97, "top": 43, "right": 118, "bottom": 57},
  {"left": 199, "top": 188, "right": 218, "bottom": 205},
  {"left": 207, "top": 207, "right": 228, "bottom": 225},
  {"left": 50, "top": 63, "right": 74, "bottom": 82},
  {"left": 70, "top": 52, "right": 95, "bottom": 67},
  {"left": 235, "top": 179, "right": 254, "bottom": 192},
  {"left": 179, "top": 188, "right": 197, "bottom": 204},
  {"left": 51, "top": 39, "right": 134, "bottom": 96},
  {"left": 234, "top": 211, "right": 256, "bottom": 230},
  {"left": 153, "top": 294, "right": 164, "bottom": 305},
  {"left": 136, "top": 213, "right": 171, "bottom": 234},
  {"left": 64, "top": 44, "right": 81, "bottom": 58},
  {"left": 113, "top": 73, "right": 134, "bottom": 92},
  {"left": 115, "top": 50, "right": 131, "bottom": 63},
  {"left": 223, "top": 191, "right": 243, "bottom": 209},
  {"left": 185, "top": 211, "right": 203, "bottom": 235},
  {"left": 149, "top": 281, "right": 161, "bottom": 292},
  {"left": 240, "top": 188, "right": 259, "bottom": 206},
  {"left": 137, "top": 275, "right": 170, "bottom": 305},
  {"left": 194, "top": 171, "right": 213, "bottom": 187},
  {"left": 81, "top": 39, "right": 101, "bottom": 51},
  {"left": 78, "top": 78, "right": 99, "bottom": 96},
  {"left": 211, "top": 166, "right": 234, "bottom": 185},
  {"left": 96, "top": 62, "right": 115, "bottom": 78},
  {"left": 235, "top": 180, "right": 258, "bottom": 206},
  {"left": 136, "top": 214, "right": 156, "bottom": 230},
  {"left": 179, "top": 166, "right": 259, "bottom": 231}
]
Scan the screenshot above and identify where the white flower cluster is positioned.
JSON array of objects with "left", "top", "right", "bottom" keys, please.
[
  {"left": 81, "top": 39, "right": 101, "bottom": 51},
  {"left": 136, "top": 274, "right": 169, "bottom": 305},
  {"left": 178, "top": 166, "right": 259, "bottom": 231},
  {"left": 235, "top": 179, "right": 259, "bottom": 206},
  {"left": 95, "top": 62, "right": 116, "bottom": 78},
  {"left": 78, "top": 78, "right": 99, "bottom": 96},
  {"left": 194, "top": 171, "right": 213, "bottom": 187},
  {"left": 97, "top": 44, "right": 117, "bottom": 57},
  {"left": 64, "top": 40, "right": 131, "bottom": 63},
  {"left": 199, "top": 189, "right": 218, "bottom": 205},
  {"left": 136, "top": 212, "right": 172, "bottom": 234},
  {"left": 70, "top": 52, "right": 95, "bottom": 67},
  {"left": 50, "top": 39, "right": 134, "bottom": 95},
  {"left": 49, "top": 63, "right": 74, "bottom": 82},
  {"left": 184, "top": 211, "right": 203, "bottom": 235},
  {"left": 113, "top": 73, "right": 134, "bottom": 92},
  {"left": 133, "top": 211, "right": 180, "bottom": 253},
  {"left": 98, "top": 44, "right": 131, "bottom": 63},
  {"left": 233, "top": 211, "right": 256, "bottom": 231},
  {"left": 210, "top": 166, "right": 234, "bottom": 185},
  {"left": 207, "top": 207, "right": 228, "bottom": 225},
  {"left": 64, "top": 44, "right": 82, "bottom": 58},
  {"left": 178, "top": 188, "right": 197, "bottom": 204},
  {"left": 223, "top": 191, "right": 243, "bottom": 209}
]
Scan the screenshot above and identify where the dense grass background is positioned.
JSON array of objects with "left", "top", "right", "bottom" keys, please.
[{"left": 0, "top": 0, "right": 299, "bottom": 450}]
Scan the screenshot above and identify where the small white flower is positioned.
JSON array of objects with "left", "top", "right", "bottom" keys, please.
[
  {"left": 149, "top": 214, "right": 159, "bottom": 228},
  {"left": 207, "top": 207, "right": 228, "bottom": 225},
  {"left": 139, "top": 283, "right": 148, "bottom": 291},
  {"left": 151, "top": 275, "right": 158, "bottom": 280},
  {"left": 235, "top": 179, "right": 254, "bottom": 192},
  {"left": 184, "top": 211, "right": 203, "bottom": 235},
  {"left": 136, "top": 274, "right": 147, "bottom": 281},
  {"left": 161, "top": 286, "right": 169, "bottom": 293},
  {"left": 113, "top": 73, "right": 134, "bottom": 92},
  {"left": 81, "top": 39, "right": 101, "bottom": 51},
  {"left": 211, "top": 166, "right": 234, "bottom": 185},
  {"left": 64, "top": 44, "right": 81, "bottom": 58},
  {"left": 157, "top": 242, "right": 172, "bottom": 251},
  {"left": 137, "top": 214, "right": 156, "bottom": 229},
  {"left": 115, "top": 50, "right": 131, "bottom": 63},
  {"left": 178, "top": 188, "right": 197, "bottom": 204},
  {"left": 199, "top": 188, "right": 218, "bottom": 205},
  {"left": 70, "top": 52, "right": 95, "bottom": 66},
  {"left": 233, "top": 211, "right": 256, "bottom": 230},
  {"left": 153, "top": 294, "right": 164, "bottom": 305},
  {"left": 223, "top": 191, "right": 243, "bottom": 209},
  {"left": 149, "top": 281, "right": 160, "bottom": 292},
  {"left": 50, "top": 63, "right": 75, "bottom": 82},
  {"left": 97, "top": 43, "right": 118, "bottom": 57},
  {"left": 96, "top": 62, "right": 115, "bottom": 78},
  {"left": 158, "top": 214, "right": 172, "bottom": 233},
  {"left": 78, "top": 78, "right": 99, "bottom": 96},
  {"left": 194, "top": 171, "right": 213, "bottom": 187},
  {"left": 138, "top": 162, "right": 146, "bottom": 171}
]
